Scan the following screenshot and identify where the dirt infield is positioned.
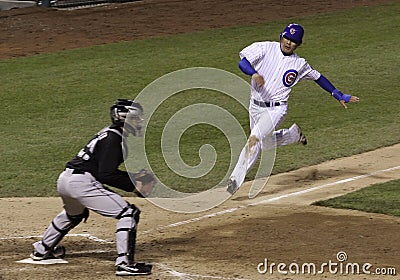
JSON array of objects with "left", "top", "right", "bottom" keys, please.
[
  {"left": 0, "top": 0, "right": 399, "bottom": 279},
  {"left": 0, "top": 0, "right": 396, "bottom": 60},
  {"left": 1, "top": 144, "right": 400, "bottom": 279}
]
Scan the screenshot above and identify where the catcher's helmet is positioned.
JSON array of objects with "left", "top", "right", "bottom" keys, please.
[
  {"left": 280, "top": 23, "right": 304, "bottom": 45},
  {"left": 110, "top": 99, "right": 144, "bottom": 136}
]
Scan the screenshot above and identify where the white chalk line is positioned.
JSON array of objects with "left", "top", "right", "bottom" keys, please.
[
  {"left": 144, "top": 165, "right": 400, "bottom": 234},
  {"left": 1, "top": 233, "right": 112, "bottom": 243},
  {"left": 156, "top": 263, "right": 251, "bottom": 280},
  {"left": 141, "top": 206, "right": 246, "bottom": 235},
  {"left": 250, "top": 165, "right": 400, "bottom": 206}
]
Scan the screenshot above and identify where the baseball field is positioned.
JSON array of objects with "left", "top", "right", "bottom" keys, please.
[{"left": 0, "top": 0, "right": 399, "bottom": 279}]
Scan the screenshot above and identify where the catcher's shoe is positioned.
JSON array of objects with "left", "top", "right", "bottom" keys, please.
[
  {"left": 30, "top": 245, "right": 66, "bottom": 261},
  {"left": 227, "top": 177, "right": 238, "bottom": 195},
  {"left": 116, "top": 262, "right": 152, "bottom": 276}
]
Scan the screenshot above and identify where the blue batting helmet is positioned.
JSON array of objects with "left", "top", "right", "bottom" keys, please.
[{"left": 280, "top": 23, "right": 304, "bottom": 45}]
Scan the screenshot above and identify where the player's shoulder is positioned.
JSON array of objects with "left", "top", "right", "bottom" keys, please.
[
  {"left": 288, "top": 51, "right": 306, "bottom": 62},
  {"left": 290, "top": 54, "right": 309, "bottom": 68},
  {"left": 244, "top": 41, "right": 278, "bottom": 53},
  {"left": 290, "top": 52, "right": 301, "bottom": 59},
  {"left": 97, "top": 125, "right": 123, "bottom": 140}
]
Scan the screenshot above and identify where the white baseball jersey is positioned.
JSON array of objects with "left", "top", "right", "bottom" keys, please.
[
  {"left": 228, "top": 41, "right": 320, "bottom": 193},
  {"left": 240, "top": 41, "right": 321, "bottom": 102}
]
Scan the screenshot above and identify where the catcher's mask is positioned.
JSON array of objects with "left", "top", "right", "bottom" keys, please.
[
  {"left": 280, "top": 23, "right": 304, "bottom": 45},
  {"left": 110, "top": 99, "right": 144, "bottom": 136}
]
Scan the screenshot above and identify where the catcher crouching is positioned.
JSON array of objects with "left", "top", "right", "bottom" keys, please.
[{"left": 30, "top": 99, "right": 156, "bottom": 276}]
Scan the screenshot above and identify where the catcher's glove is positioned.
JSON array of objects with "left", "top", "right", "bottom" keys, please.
[{"left": 131, "top": 169, "right": 156, "bottom": 198}]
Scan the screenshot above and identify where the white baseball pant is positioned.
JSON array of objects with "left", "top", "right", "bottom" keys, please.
[{"left": 229, "top": 101, "right": 302, "bottom": 189}]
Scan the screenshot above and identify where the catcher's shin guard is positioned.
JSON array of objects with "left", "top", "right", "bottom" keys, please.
[
  {"left": 127, "top": 227, "right": 137, "bottom": 264},
  {"left": 47, "top": 209, "right": 89, "bottom": 248},
  {"left": 35, "top": 208, "right": 89, "bottom": 255},
  {"left": 116, "top": 204, "right": 140, "bottom": 265}
]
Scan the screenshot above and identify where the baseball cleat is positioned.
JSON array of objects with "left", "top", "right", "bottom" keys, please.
[
  {"left": 299, "top": 132, "right": 307, "bottom": 145},
  {"left": 30, "top": 251, "right": 52, "bottom": 261},
  {"left": 293, "top": 123, "right": 307, "bottom": 145},
  {"left": 30, "top": 245, "right": 66, "bottom": 261},
  {"left": 227, "top": 178, "right": 239, "bottom": 194},
  {"left": 116, "top": 262, "right": 152, "bottom": 276}
]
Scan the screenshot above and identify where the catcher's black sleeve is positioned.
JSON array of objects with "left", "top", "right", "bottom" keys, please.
[{"left": 96, "top": 132, "right": 136, "bottom": 192}]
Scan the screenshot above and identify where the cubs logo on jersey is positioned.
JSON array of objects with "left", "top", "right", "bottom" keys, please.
[{"left": 282, "top": 69, "right": 298, "bottom": 87}]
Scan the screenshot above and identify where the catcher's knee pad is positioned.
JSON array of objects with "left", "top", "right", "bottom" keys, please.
[
  {"left": 116, "top": 203, "right": 140, "bottom": 224},
  {"left": 67, "top": 208, "right": 90, "bottom": 227},
  {"left": 53, "top": 208, "right": 89, "bottom": 235}
]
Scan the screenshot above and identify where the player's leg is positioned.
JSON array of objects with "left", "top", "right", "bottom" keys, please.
[
  {"left": 31, "top": 170, "right": 89, "bottom": 260},
  {"left": 79, "top": 186, "right": 152, "bottom": 275},
  {"left": 59, "top": 173, "right": 152, "bottom": 275},
  {"left": 228, "top": 106, "right": 282, "bottom": 194},
  {"left": 31, "top": 208, "right": 88, "bottom": 260},
  {"left": 114, "top": 204, "right": 152, "bottom": 276},
  {"left": 115, "top": 203, "right": 140, "bottom": 265},
  {"left": 253, "top": 105, "right": 305, "bottom": 148},
  {"left": 273, "top": 123, "right": 307, "bottom": 146},
  {"left": 227, "top": 134, "right": 263, "bottom": 194}
]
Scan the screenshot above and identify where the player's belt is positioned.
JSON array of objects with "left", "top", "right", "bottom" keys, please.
[
  {"left": 252, "top": 99, "right": 287, "bottom": 107},
  {"left": 72, "top": 169, "right": 86, "bottom": 174}
]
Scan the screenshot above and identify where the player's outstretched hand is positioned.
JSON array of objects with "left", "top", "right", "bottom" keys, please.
[
  {"left": 339, "top": 95, "right": 360, "bottom": 109},
  {"left": 332, "top": 89, "right": 359, "bottom": 109}
]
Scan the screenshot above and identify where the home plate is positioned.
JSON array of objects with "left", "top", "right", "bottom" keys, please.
[{"left": 16, "top": 258, "right": 68, "bottom": 265}]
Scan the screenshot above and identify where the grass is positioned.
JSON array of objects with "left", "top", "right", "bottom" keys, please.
[
  {"left": 0, "top": 2, "right": 399, "bottom": 197},
  {"left": 313, "top": 180, "right": 400, "bottom": 217}
]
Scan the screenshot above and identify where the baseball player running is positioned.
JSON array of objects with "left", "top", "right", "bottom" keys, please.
[
  {"left": 30, "top": 99, "right": 156, "bottom": 276},
  {"left": 227, "top": 23, "right": 359, "bottom": 194}
]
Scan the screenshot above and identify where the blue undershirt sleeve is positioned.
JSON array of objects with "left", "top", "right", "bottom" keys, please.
[
  {"left": 238, "top": 57, "right": 257, "bottom": 76},
  {"left": 315, "top": 74, "right": 336, "bottom": 93},
  {"left": 316, "top": 75, "right": 351, "bottom": 102}
]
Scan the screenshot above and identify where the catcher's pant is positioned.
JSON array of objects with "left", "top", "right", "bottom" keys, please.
[
  {"left": 33, "top": 168, "right": 137, "bottom": 265},
  {"left": 229, "top": 101, "right": 301, "bottom": 186}
]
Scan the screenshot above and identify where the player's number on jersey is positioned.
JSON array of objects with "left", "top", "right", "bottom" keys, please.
[{"left": 77, "top": 131, "right": 108, "bottom": 161}]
